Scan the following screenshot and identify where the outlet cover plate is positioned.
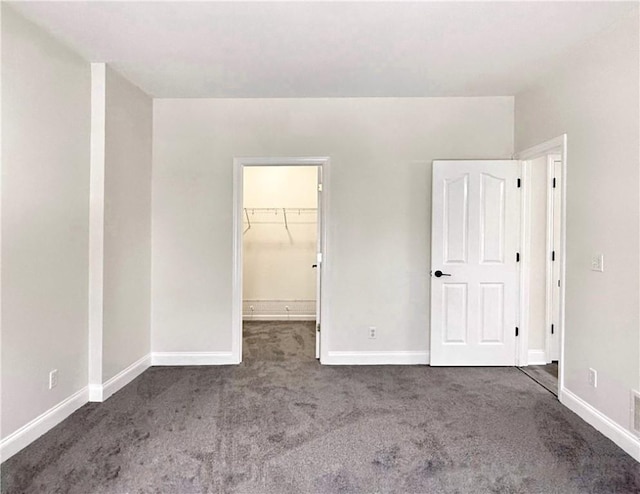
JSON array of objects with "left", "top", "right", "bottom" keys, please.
[
  {"left": 588, "top": 368, "right": 597, "bottom": 388},
  {"left": 49, "top": 369, "right": 58, "bottom": 389},
  {"left": 591, "top": 254, "right": 604, "bottom": 272},
  {"left": 632, "top": 390, "right": 640, "bottom": 435}
]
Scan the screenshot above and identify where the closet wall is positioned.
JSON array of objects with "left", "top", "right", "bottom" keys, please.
[{"left": 243, "top": 166, "right": 318, "bottom": 320}]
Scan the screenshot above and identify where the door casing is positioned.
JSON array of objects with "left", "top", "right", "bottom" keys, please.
[
  {"left": 515, "top": 135, "right": 568, "bottom": 396},
  {"left": 232, "top": 157, "right": 330, "bottom": 364}
]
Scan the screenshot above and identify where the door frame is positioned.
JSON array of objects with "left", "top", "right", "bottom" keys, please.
[
  {"left": 515, "top": 135, "right": 567, "bottom": 393},
  {"left": 231, "top": 157, "right": 331, "bottom": 364}
]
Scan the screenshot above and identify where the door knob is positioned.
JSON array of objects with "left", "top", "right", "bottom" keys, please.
[
  {"left": 434, "top": 270, "right": 451, "bottom": 278},
  {"left": 312, "top": 264, "right": 318, "bottom": 268}
]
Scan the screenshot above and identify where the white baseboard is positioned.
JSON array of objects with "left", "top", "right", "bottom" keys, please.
[
  {"left": 151, "top": 352, "right": 238, "bottom": 366},
  {"left": 0, "top": 387, "right": 89, "bottom": 462},
  {"left": 560, "top": 387, "right": 640, "bottom": 462},
  {"left": 243, "top": 315, "right": 315, "bottom": 322},
  {"left": 527, "top": 350, "right": 548, "bottom": 365},
  {"left": 323, "top": 351, "right": 429, "bottom": 365},
  {"left": 89, "top": 354, "right": 151, "bottom": 403},
  {"left": 88, "top": 384, "right": 104, "bottom": 402}
]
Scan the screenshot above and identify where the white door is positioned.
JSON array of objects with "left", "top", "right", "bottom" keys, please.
[
  {"left": 315, "top": 167, "right": 323, "bottom": 359},
  {"left": 430, "top": 160, "right": 520, "bottom": 366}
]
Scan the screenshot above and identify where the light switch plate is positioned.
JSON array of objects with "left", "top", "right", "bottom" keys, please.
[{"left": 591, "top": 254, "right": 604, "bottom": 272}]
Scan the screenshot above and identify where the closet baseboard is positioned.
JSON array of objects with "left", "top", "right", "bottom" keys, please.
[
  {"left": 242, "top": 300, "right": 316, "bottom": 321},
  {"left": 243, "top": 315, "right": 315, "bottom": 322}
]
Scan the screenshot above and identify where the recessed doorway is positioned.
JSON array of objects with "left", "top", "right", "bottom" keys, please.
[{"left": 232, "top": 157, "right": 330, "bottom": 364}]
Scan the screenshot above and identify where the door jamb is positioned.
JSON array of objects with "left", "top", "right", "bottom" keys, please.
[
  {"left": 232, "top": 157, "right": 331, "bottom": 364},
  {"left": 515, "top": 135, "right": 567, "bottom": 396}
]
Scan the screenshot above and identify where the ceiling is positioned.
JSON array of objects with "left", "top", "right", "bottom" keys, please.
[{"left": 8, "top": 1, "right": 637, "bottom": 98}]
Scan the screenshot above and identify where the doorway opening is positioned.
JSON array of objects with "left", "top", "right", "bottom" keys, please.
[
  {"left": 516, "top": 135, "right": 567, "bottom": 397},
  {"left": 232, "top": 157, "right": 329, "bottom": 364}
]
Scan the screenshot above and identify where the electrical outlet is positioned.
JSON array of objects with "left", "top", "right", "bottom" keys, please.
[
  {"left": 49, "top": 369, "right": 58, "bottom": 390},
  {"left": 588, "top": 368, "right": 597, "bottom": 388},
  {"left": 591, "top": 254, "right": 604, "bottom": 272},
  {"left": 632, "top": 390, "right": 640, "bottom": 434},
  {"left": 368, "top": 326, "right": 377, "bottom": 339}
]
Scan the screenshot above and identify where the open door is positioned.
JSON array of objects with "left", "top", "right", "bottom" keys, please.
[
  {"left": 315, "top": 166, "right": 323, "bottom": 359},
  {"left": 430, "top": 160, "right": 520, "bottom": 366}
]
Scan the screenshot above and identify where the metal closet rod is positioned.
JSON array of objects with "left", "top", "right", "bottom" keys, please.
[{"left": 243, "top": 207, "right": 317, "bottom": 231}]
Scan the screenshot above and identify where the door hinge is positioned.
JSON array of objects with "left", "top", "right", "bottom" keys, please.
[
  {"left": 551, "top": 250, "right": 556, "bottom": 261},
  {"left": 552, "top": 177, "right": 557, "bottom": 188},
  {"left": 558, "top": 279, "right": 561, "bottom": 287},
  {"left": 516, "top": 252, "right": 520, "bottom": 262},
  {"left": 317, "top": 324, "right": 320, "bottom": 332},
  {"left": 317, "top": 183, "right": 323, "bottom": 192},
  {"left": 517, "top": 178, "right": 521, "bottom": 188},
  {"left": 515, "top": 327, "right": 519, "bottom": 337},
  {"left": 551, "top": 324, "right": 554, "bottom": 335}
]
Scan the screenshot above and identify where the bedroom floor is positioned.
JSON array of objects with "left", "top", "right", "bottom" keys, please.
[{"left": 2, "top": 321, "right": 638, "bottom": 493}]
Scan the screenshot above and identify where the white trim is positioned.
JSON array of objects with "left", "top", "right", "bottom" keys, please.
[
  {"left": 527, "top": 350, "right": 547, "bottom": 365},
  {"left": 560, "top": 388, "right": 640, "bottom": 462},
  {"left": 233, "top": 157, "right": 331, "bottom": 365},
  {"left": 151, "top": 352, "right": 238, "bottom": 366},
  {"left": 0, "top": 387, "right": 89, "bottom": 462},
  {"left": 543, "top": 155, "right": 555, "bottom": 363},
  {"left": 89, "top": 63, "right": 106, "bottom": 389},
  {"left": 517, "top": 159, "right": 531, "bottom": 366},
  {"left": 515, "top": 135, "right": 567, "bottom": 393},
  {"left": 243, "top": 315, "right": 316, "bottom": 322},
  {"left": 89, "top": 354, "right": 151, "bottom": 403},
  {"left": 88, "top": 384, "right": 103, "bottom": 402},
  {"left": 324, "top": 351, "right": 429, "bottom": 365},
  {"left": 318, "top": 162, "right": 331, "bottom": 364},
  {"left": 516, "top": 135, "right": 565, "bottom": 161}
]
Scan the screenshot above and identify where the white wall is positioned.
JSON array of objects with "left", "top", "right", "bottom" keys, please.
[
  {"left": 152, "top": 97, "right": 514, "bottom": 354},
  {"left": 243, "top": 166, "right": 317, "bottom": 317},
  {"left": 102, "top": 67, "right": 152, "bottom": 382},
  {"left": 1, "top": 6, "right": 90, "bottom": 438},
  {"left": 515, "top": 10, "right": 639, "bottom": 434}
]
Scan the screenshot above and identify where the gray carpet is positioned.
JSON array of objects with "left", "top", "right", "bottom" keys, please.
[
  {"left": 2, "top": 321, "right": 639, "bottom": 493},
  {"left": 519, "top": 363, "right": 559, "bottom": 397}
]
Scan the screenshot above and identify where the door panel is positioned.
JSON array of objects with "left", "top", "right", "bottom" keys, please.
[
  {"left": 443, "top": 284, "right": 468, "bottom": 343},
  {"left": 431, "top": 160, "right": 520, "bottom": 366},
  {"left": 480, "top": 173, "right": 506, "bottom": 263},
  {"left": 444, "top": 175, "right": 469, "bottom": 264}
]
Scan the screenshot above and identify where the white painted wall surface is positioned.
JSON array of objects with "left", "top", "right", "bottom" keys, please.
[
  {"left": 243, "top": 166, "right": 317, "bottom": 307},
  {"left": 527, "top": 156, "right": 548, "bottom": 353},
  {"left": 152, "top": 97, "right": 514, "bottom": 353},
  {"left": 102, "top": 67, "right": 152, "bottom": 382},
  {"left": 515, "top": 10, "right": 640, "bottom": 433},
  {"left": 1, "top": 6, "right": 90, "bottom": 438}
]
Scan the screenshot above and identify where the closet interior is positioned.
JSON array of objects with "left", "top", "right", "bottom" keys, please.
[{"left": 242, "top": 166, "right": 318, "bottom": 321}]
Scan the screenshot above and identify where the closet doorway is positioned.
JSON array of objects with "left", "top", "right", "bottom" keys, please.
[
  {"left": 232, "top": 157, "right": 330, "bottom": 364},
  {"left": 516, "top": 135, "right": 567, "bottom": 397}
]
